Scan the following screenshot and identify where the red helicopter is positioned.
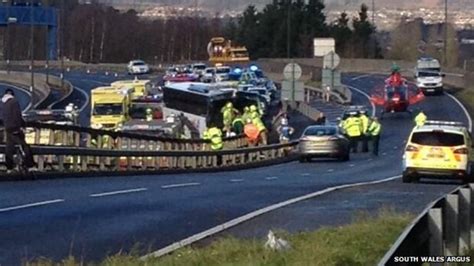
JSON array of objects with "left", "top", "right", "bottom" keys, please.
[{"left": 370, "top": 68, "right": 425, "bottom": 118}]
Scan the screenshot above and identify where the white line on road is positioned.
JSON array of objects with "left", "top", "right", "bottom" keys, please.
[
  {"left": 75, "top": 86, "right": 90, "bottom": 113},
  {"left": 349, "top": 164, "right": 355, "bottom": 167},
  {"left": 0, "top": 199, "right": 65, "bottom": 213},
  {"left": 444, "top": 92, "right": 473, "bottom": 132},
  {"left": 230, "top": 179, "right": 244, "bottom": 183},
  {"left": 141, "top": 175, "right": 402, "bottom": 260},
  {"left": 343, "top": 83, "right": 376, "bottom": 117},
  {"left": 161, "top": 183, "right": 201, "bottom": 189},
  {"left": 350, "top": 74, "right": 371, "bottom": 81},
  {"left": 265, "top": 176, "right": 278, "bottom": 180},
  {"left": 300, "top": 173, "right": 310, "bottom": 176},
  {"left": 90, "top": 188, "right": 148, "bottom": 198},
  {"left": 327, "top": 169, "right": 334, "bottom": 172},
  {"left": 0, "top": 82, "right": 33, "bottom": 112}
]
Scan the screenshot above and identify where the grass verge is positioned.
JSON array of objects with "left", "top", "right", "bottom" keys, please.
[
  {"left": 453, "top": 86, "right": 474, "bottom": 116},
  {"left": 29, "top": 209, "right": 412, "bottom": 266},
  {"left": 305, "top": 80, "right": 322, "bottom": 88}
]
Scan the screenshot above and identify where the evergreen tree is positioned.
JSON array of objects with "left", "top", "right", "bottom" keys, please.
[
  {"left": 352, "top": 4, "right": 376, "bottom": 58},
  {"left": 330, "top": 11, "right": 352, "bottom": 57}
]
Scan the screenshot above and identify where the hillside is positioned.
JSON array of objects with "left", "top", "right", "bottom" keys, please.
[{"left": 97, "top": 0, "right": 473, "bottom": 11}]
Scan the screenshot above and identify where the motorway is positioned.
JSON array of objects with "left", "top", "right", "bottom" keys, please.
[
  {"left": 0, "top": 73, "right": 471, "bottom": 264},
  {"left": 0, "top": 83, "right": 32, "bottom": 112}
]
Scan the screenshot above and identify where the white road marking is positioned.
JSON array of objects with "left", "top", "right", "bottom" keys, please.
[
  {"left": 444, "top": 92, "right": 473, "bottom": 132},
  {"left": 367, "top": 158, "right": 373, "bottom": 161},
  {"left": 382, "top": 152, "right": 387, "bottom": 156},
  {"left": 230, "top": 179, "right": 244, "bottom": 183},
  {"left": 349, "top": 164, "right": 355, "bottom": 167},
  {"left": 343, "top": 83, "right": 376, "bottom": 117},
  {"left": 161, "top": 182, "right": 201, "bottom": 189},
  {"left": 350, "top": 74, "right": 371, "bottom": 81},
  {"left": 0, "top": 199, "right": 65, "bottom": 213},
  {"left": 141, "top": 175, "right": 402, "bottom": 260},
  {"left": 75, "top": 86, "right": 90, "bottom": 113},
  {"left": 300, "top": 173, "right": 310, "bottom": 176},
  {"left": 0, "top": 82, "right": 33, "bottom": 112},
  {"left": 265, "top": 176, "right": 278, "bottom": 180},
  {"left": 327, "top": 169, "right": 334, "bottom": 172},
  {"left": 90, "top": 188, "right": 147, "bottom": 198}
]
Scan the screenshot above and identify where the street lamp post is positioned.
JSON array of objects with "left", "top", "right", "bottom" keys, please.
[
  {"left": 286, "top": 0, "right": 291, "bottom": 59},
  {"left": 30, "top": 1, "right": 34, "bottom": 93},
  {"left": 444, "top": 0, "right": 448, "bottom": 65},
  {"left": 60, "top": 0, "right": 65, "bottom": 89}
]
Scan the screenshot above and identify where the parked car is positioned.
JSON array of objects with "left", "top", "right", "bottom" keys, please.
[
  {"left": 127, "top": 60, "right": 150, "bottom": 75},
  {"left": 299, "top": 125, "right": 350, "bottom": 162}
]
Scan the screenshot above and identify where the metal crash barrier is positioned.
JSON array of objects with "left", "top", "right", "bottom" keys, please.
[
  {"left": 1, "top": 122, "right": 248, "bottom": 151},
  {"left": 379, "top": 185, "right": 474, "bottom": 265},
  {"left": 0, "top": 142, "right": 298, "bottom": 174}
]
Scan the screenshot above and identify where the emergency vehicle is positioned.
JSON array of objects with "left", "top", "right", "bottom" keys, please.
[
  {"left": 90, "top": 86, "right": 132, "bottom": 129},
  {"left": 111, "top": 79, "right": 152, "bottom": 100},
  {"left": 402, "top": 121, "right": 473, "bottom": 183},
  {"left": 415, "top": 57, "right": 444, "bottom": 94}
]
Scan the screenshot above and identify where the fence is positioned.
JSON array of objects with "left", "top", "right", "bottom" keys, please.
[
  {"left": 0, "top": 141, "right": 298, "bottom": 176},
  {"left": 379, "top": 184, "right": 474, "bottom": 265},
  {"left": 1, "top": 122, "right": 248, "bottom": 151}
]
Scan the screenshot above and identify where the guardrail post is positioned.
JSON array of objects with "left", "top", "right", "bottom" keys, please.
[
  {"left": 459, "top": 188, "right": 471, "bottom": 254},
  {"left": 470, "top": 184, "right": 474, "bottom": 248},
  {"left": 38, "top": 155, "right": 45, "bottom": 171},
  {"left": 429, "top": 208, "right": 444, "bottom": 258},
  {"left": 34, "top": 128, "right": 41, "bottom": 144},
  {"left": 445, "top": 194, "right": 459, "bottom": 256},
  {"left": 62, "top": 131, "right": 68, "bottom": 146},
  {"left": 58, "top": 155, "right": 65, "bottom": 172}
]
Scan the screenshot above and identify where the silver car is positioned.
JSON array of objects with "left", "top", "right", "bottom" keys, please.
[{"left": 299, "top": 125, "right": 350, "bottom": 162}]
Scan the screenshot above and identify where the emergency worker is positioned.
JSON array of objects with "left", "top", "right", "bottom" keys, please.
[
  {"left": 221, "top": 102, "right": 238, "bottom": 134},
  {"left": 343, "top": 112, "right": 363, "bottom": 153},
  {"left": 232, "top": 113, "right": 244, "bottom": 135},
  {"left": 208, "top": 126, "right": 223, "bottom": 151},
  {"left": 359, "top": 110, "right": 370, "bottom": 152},
  {"left": 252, "top": 114, "right": 267, "bottom": 145},
  {"left": 249, "top": 105, "right": 261, "bottom": 119},
  {"left": 146, "top": 108, "right": 153, "bottom": 122},
  {"left": 277, "top": 117, "right": 294, "bottom": 144},
  {"left": 414, "top": 110, "right": 427, "bottom": 127},
  {"left": 242, "top": 106, "right": 251, "bottom": 122},
  {"left": 244, "top": 119, "right": 259, "bottom": 147},
  {"left": 367, "top": 116, "right": 382, "bottom": 156}
]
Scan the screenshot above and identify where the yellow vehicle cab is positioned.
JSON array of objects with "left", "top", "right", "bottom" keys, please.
[
  {"left": 90, "top": 86, "right": 132, "bottom": 130},
  {"left": 402, "top": 120, "right": 473, "bottom": 183},
  {"left": 111, "top": 79, "right": 152, "bottom": 100}
]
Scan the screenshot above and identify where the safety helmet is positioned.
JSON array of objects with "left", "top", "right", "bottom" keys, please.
[
  {"left": 281, "top": 118, "right": 288, "bottom": 126},
  {"left": 244, "top": 106, "right": 250, "bottom": 112},
  {"left": 250, "top": 105, "right": 257, "bottom": 112},
  {"left": 225, "top": 102, "right": 233, "bottom": 108},
  {"left": 359, "top": 110, "right": 367, "bottom": 114},
  {"left": 146, "top": 108, "right": 152, "bottom": 114}
]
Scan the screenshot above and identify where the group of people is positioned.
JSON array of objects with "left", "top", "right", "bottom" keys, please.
[
  {"left": 203, "top": 102, "right": 269, "bottom": 151},
  {"left": 339, "top": 110, "right": 382, "bottom": 156}
]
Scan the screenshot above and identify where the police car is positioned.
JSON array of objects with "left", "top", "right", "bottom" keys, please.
[{"left": 402, "top": 121, "right": 473, "bottom": 183}]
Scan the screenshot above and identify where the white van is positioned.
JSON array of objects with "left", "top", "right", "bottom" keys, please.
[{"left": 415, "top": 57, "right": 444, "bottom": 94}]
